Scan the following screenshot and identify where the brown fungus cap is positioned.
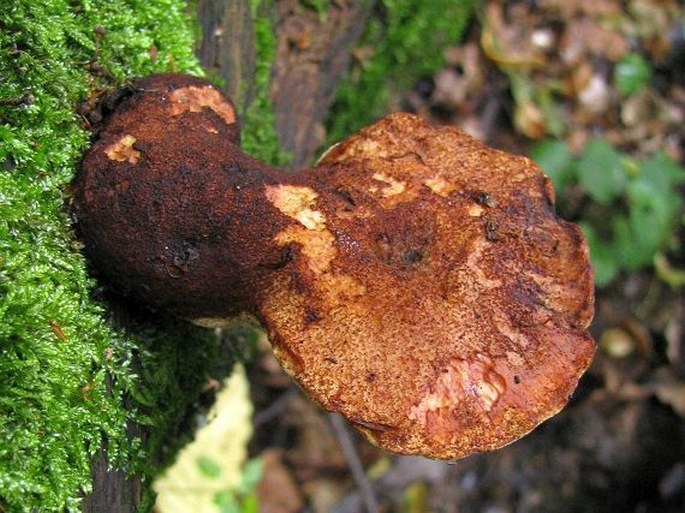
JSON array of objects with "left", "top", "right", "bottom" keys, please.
[{"left": 72, "top": 74, "right": 595, "bottom": 460}]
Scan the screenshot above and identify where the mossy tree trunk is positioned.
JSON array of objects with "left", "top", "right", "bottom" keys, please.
[{"left": 197, "top": 0, "right": 375, "bottom": 168}]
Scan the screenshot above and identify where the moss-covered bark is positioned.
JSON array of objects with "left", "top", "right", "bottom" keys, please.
[
  {"left": 0, "top": 2, "right": 268, "bottom": 511},
  {"left": 325, "top": 0, "right": 478, "bottom": 144}
]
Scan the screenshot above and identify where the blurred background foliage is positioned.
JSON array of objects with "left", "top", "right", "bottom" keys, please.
[
  {"left": 532, "top": 139, "right": 684, "bottom": 286},
  {"left": 325, "top": 0, "right": 479, "bottom": 144}
]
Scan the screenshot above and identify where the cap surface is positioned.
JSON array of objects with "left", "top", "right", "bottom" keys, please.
[{"left": 257, "top": 113, "right": 595, "bottom": 459}]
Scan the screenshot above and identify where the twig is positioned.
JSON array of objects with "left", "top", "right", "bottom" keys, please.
[
  {"left": 328, "top": 413, "right": 380, "bottom": 513},
  {"left": 478, "top": 94, "right": 502, "bottom": 143},
  {"left": 0, "top": 93, "right": 35, "bottom": 107},
  {"left": 252, "top": 387, "right": 298, "bottom": 428}
]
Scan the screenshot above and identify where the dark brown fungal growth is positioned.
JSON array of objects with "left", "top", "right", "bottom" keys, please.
[{"left": 72, "top": 73, "right": 596, "bottom": 460}]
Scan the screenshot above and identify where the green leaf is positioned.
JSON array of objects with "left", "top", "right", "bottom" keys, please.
[
  {"left": 625, "top": 205, "right": 663, "bottom": 268},
  {"left": 238, "top": 458, "right": 263, "bottom": 494},
  {"left": 623, "top": 153, "right": 685, "bottom": 265},
  {"left": 196, "top": 456, "right": 223, "bottom": 479},
  {"left": 627, "top": 179, "right": 671, "bottom": 229},
  {"left": 581, "top": 223, "right": 619, "bottom": 286},
  {"left": 530, "top": 139, "right": 574, "bottom": 190},
  {"left": 639, "top": 151, "right": 685, "bottom": 193},
  {"left": 242, "top": 493, "right": 260, "bottom": 513},
  {"left": 214, "top": 489, "right": 240, "bottom": 513},
  {"left": 614, "top": 53, "right": 652, "bottom": 97},
  {"left": 610, "top": 217, "right": 641, "bottom": 270},
  {"left": 576, "top": 138, "right": 628, "bottom": 204}
]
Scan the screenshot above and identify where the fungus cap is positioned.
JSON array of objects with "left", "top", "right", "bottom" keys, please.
[{"left": 72, "top": 74, "right": 595, "bottom": 460}]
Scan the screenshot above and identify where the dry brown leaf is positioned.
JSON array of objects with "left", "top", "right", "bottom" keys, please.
[{"left": 255, "top": 449, "right": 304, "bottom": 513}]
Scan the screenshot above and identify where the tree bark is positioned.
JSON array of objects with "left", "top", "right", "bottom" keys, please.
[
  {"left": 196, "top": 0, "right": 258, "bottom": 116},
  {"left": 270, "top": 0, "right": 375, "bottom": 167},
  {"left": 82, "top": 447, "right": 142, "bottom": 513},
  {"left": 197, "top": 0, "right": 375, "bottom": 168}
]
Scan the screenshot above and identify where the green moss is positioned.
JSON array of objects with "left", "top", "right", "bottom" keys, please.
[
  {"left": 129, "top": 319, "right": 227, "bottom": 512},
  {"left": 326, "top": 0, "right": 477, "bottom": 144},
  {"left": 241, "top": 0, "right": 291, "bottom": 166},
  {"left": 0, "top": 1, "right": 227, "bottom": 511},
  {"left": 300, "top": 0, "right": 330, "bottom": 23}
]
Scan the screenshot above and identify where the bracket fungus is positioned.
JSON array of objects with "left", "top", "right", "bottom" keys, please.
[{"left": 72, "top": 74, "right": 595, "bottom": 460}]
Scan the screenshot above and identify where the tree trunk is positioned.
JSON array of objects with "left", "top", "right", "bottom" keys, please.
[
  {"left": 82, "top": 447, "right": 142, "bottom": 513},
  {"left": 196, "top": 0, "right": 375, "bottom": 168},
  {"left": 270, "top": 0, "right": 375, "bottom": 167}
]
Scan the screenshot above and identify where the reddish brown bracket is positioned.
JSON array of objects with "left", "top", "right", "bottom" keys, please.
[{"left": 72, "top": 74, "right": 595, "bottom": 460}]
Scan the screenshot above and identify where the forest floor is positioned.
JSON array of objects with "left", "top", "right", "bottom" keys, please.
[{"left": 247, "top": 2, "right": 685, "bottom": 513}]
